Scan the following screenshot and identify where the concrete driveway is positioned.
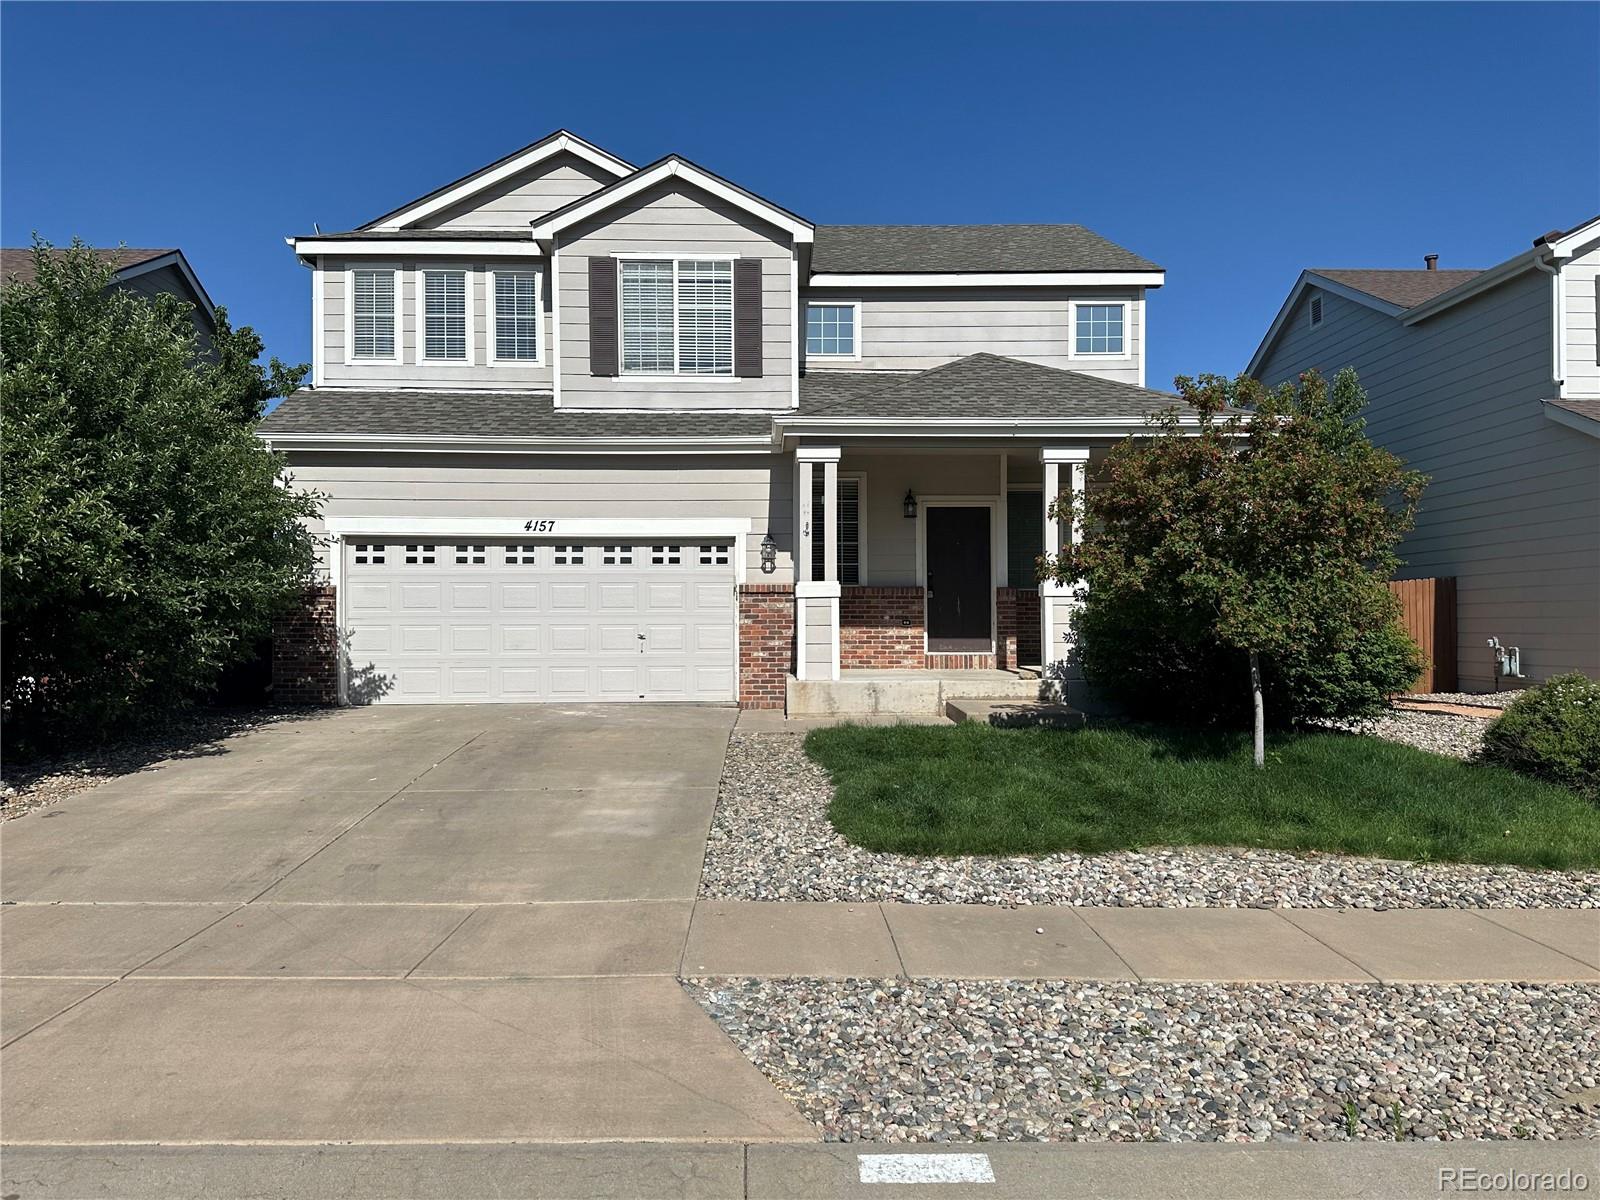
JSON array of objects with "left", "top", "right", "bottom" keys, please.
[{"left": 1, "top": 704, "right": 812, "bottom": 1145}]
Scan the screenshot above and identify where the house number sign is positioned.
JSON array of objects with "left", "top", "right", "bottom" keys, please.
[{"left": 523, "top": 519, "right": 557, "bottom": 532}]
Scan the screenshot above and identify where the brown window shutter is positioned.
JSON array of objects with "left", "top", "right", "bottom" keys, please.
[
  {"left": 734, "top": 259, "right": 762, "bottom": 378},
  {"left": 588, "top": 258, "right": 618, "bottom": 376}
]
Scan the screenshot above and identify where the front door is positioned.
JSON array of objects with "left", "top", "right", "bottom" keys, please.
[{"left": 925, "top": 506, "right": 992, "bottom": 652}]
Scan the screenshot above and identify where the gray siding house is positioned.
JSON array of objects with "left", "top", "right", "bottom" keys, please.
[
  {"left": 1, "top": 246, "right": 217, "bottom": 353},
  {"left": 261, "top": 130, "right": 1189, "bottom": 709},
  {"left": 1248, "top": 216, "right": 1600, "bottom": 692}
]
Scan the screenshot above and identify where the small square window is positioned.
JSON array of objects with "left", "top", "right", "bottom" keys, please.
[
  {"left": 404, "top": 544, "right": 436, "bottom": 565},
  {"left": 806, "top": 302, "right": 858, "bottom": 357},
  {"left": 1074, "top": 303, "right": 1126, "bottom": 355},
  {"left": 553, "top": 544, "right": 584, "bottom": 565},
  {"left": 454, "top": 544, "right": 486, "bottom": 565},
  {"left": 602, "top": 544, "right": 634, "bottom": 565},
  {"left": 698, "top": 544, "right": 730, "bottom": 566},
  {"left": 506, "top": 545, "right": 538, "bottom": 565},
  {"left": 353, "top": 543, "right": 386, "bottom": 565},
  {"left": 650, "top": 545, "right": 681, "bottom": 565}
]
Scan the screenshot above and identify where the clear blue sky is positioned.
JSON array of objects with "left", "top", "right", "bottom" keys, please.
[{"left": 4, "top": 2, "right": 1596, "bottom": 391}]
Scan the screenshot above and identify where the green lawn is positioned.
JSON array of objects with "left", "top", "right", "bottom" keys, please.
[{"left": 805, "top": 723, "right": 1600, "bottom": 870}]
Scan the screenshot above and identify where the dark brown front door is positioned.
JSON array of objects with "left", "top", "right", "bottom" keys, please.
[{"left": 926, "top": 506, "right": 991, "bottom": 652}]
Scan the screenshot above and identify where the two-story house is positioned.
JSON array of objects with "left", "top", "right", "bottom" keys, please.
[
  {"left": 1247, "top": 216, "right": 1600, "bottom": 692},
  {"left": 2, "top": 245, "right": 217, "bottom": 353},
  {"left": 260, "top": 130, "right": 1189, "bottom": 709}
]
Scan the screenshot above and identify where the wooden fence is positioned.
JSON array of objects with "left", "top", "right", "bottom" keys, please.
[{"left": 1388, "top": 577, "right": 1457, "bottom": 693}]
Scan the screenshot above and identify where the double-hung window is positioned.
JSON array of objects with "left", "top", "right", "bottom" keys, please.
[
  {"left": 810, "top": 475, "right": 862, "bottom": 585},
  {"left": 1072, "top": 302, "right": 1126, "bottom": 356},
  {"left": 492, "top": 270, "right": 540, "bottom": 363},
  {"left": 350, "top": 268, "right": 396, "bottom": 360},
  {"left": 620, "top": 258, "right": 733, "bottom": 375},
  {"left": 422, "top": 269, "right": 469, "bottom": 362},
  {"left": 806, "top": 302, "right": 859, "bottom": 358}
]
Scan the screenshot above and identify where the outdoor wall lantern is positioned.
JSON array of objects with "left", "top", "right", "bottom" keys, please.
[
  {"left": 759, "top": 533, "right": 778, "bottom": 573},
  {"left": 902, "top": 489, "right": 917, "bottom": 519}
]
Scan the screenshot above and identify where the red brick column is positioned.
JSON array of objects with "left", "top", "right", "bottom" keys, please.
[
  {"left": 739, "top": 584, "right": 794, "bottom": 709},
  {"left": 996, "top": 587, "right": 1042, "bottom": 670},
  {"left": 840, "top": 586, "right": 924, "bottom": 669},
  {"left": 271, "top": 584, "right": 339, "bottom": 705}
]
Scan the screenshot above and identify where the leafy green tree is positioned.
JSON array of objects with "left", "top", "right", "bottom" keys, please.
[
  {"left": 1045, "top": 368, "right": 1426, "bottom": 766},
  {"left": 210, "top": 306, "right": 309, "bottom": 423},
  {"left": 1, "top": 239, "right": 321, "bottom": 751}
]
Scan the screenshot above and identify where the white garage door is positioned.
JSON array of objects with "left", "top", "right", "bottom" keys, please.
[{"left": 342, "top": 539, "right": 737, "bottom": 703}]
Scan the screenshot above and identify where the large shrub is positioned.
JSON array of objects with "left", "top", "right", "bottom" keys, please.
[
  {"left": 1, "top": 241, "right": 321, "bottom": 751},
  {"left": 1480, "top": 674, "right": 1600, "bottom": 797},
  {"left": 1045, "top": 368, "right": 1426, "bottom": 753}
]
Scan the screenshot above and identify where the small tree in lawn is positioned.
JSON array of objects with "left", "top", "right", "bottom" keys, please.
[
  {"left": 1, "top": 239, "right": 322, "bottom": 752},
  {"left": 1044, "top": 367, "right": 1426, "bottom": 766}
]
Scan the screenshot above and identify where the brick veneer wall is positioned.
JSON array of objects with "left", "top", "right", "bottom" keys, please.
[
  {"left": 271, "top": 584, "right": 340, "bottom": 705},
  {"left": 738, "top": 584, "right": 794, "bottom": 708},
  {"left": 997, "top": 587, "right": 1042, "bottom": 670},
  {"left": 840, "top": 586, "right": 924, "bottom": 669}
]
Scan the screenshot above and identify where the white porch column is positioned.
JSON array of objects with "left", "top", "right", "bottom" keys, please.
[
  {"left": 794, "top": 446, "right": 842, "bottom": 682},
  {"left": 1040, "top": 446, "right": 1090, "bottom": 669}
]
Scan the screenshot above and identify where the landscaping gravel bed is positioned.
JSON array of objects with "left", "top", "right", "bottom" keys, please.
[
  {"left": 685, "top": 977, "right": 1600, "bottom": 1143},
  {"left": 702, "top": 733, "right": 1600, "bottom": 908},
  {"left": 1407, "top": 690, "right": 1524, "bottom": 710},
  {"left": 1326, "top": 710, "right": 1488, "bottom": 760}
]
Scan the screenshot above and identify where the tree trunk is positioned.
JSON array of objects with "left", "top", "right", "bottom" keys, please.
[{"left": 1249, "top": 649, "right": 1265, "bottom": 769}]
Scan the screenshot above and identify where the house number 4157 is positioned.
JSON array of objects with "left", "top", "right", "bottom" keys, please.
[{"left": 523, "top": 519, "right": 556, "bottom": 532}]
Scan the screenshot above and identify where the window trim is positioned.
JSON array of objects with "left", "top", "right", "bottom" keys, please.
[
  {"left": 1066, "top": 299, "right": 1131, "bottom": 360},
  {"left": 612, "top": 254, "right": 741, "bottom": 380},
  {"left": 810, "top": 470, "right": 867, "bottom": 585},
  {"left": 345, "top": 265, "right": 400, "bottom": 365},
  {"left": 488, "top": 267, "right": 544, "bottom": 367},
  {"left": 804, "top": 299, "right": 862, "bottom": 361},
  {"left": 418, "top": 265, "right": 474, "bottom": 366}
]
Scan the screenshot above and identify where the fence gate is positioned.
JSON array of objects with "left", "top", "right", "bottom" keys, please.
[{"left": 1388, "top": 577, "right": 1457, "bottom": 693}]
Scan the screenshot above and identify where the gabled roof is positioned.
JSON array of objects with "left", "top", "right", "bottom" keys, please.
[
  {"left": 1, "top": 246, "right": 216, "bottom": 327},
  {"left": 360, "top": 130, "right": 634, "bottom": 231},
  {"left": 529, "top": 154, "right": 814, "bottom": 244},
  {"left": 1311, "top": 268, "right": 1483, "bottom": 309},
  {"left": 795, "top": 354, "right": 1181, "bottom": 421},
  {"left": 812, "top": 225, "right": 1160, "bottom": 274},
  {"left": 1544, "top": 398, "right": 1600, "bottom": 440}
]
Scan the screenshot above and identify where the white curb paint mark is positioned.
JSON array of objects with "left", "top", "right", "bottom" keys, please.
[{"left": 858, "top": 1153, "right": 996, "bottom": 1184}]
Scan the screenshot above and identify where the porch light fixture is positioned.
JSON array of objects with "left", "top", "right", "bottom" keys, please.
[
  {"left": 902, "top": 489, "right": 917, "bottom": 519},
  {"left": 759, "top": 532, "right": 778, "bottom": 574}
]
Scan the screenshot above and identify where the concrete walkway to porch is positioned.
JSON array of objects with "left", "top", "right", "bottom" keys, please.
[{"left": 678, "top": 901, "right": 1600, "bottom": 983}]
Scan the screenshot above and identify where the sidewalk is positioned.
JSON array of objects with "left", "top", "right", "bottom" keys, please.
[{"left": 679, "top": 902, "right": 1600, "bottom": 983}]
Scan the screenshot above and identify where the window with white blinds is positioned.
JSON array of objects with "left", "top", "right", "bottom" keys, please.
[
  {"left": 351, "top": 269, "right": 395, "bottom": 359},
  {"left": 493, "top": 271, "right": 539, "bottom": 362},
  {"left": 619, "top": 258, "right": 733, "bottom": 375},
  {"left": 423, "top": 269, "right": 468, "bottom": 361},
  {"left": 811, "top": 475, "right": 862, "bottom": 585}
]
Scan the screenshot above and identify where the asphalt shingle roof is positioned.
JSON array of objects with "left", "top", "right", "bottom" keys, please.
[
  {"left": 1, "top": 246, "right": 174, "bottom": 286},
  {"left": 811, "top": 225, "right": 1160, "bottom": 274},
  {"left": 1312, "top": 268, "right": 1483, "bottom": 309},
  {"left": 1548, "top": 398, "right": 1600, "bottom": 423}
]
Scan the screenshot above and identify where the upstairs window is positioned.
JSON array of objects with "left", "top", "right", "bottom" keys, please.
[
  {"left": 806, "top": 302, "right": 859, "bottom": 358},
  {"left": 1073, "top": 302, "right": 1126, "bottom": 356},
  {"left": 422, "top": 269, "right": 468, "bottom": 362},
  {"left": 351, "top": 269, "right": 396, "bottom": 359},
  {"left": 620, "top": 258, "right": 733, "bottom": 376},
  {"left": 493, "top": 270, "right": 540, "bottom": 362}
]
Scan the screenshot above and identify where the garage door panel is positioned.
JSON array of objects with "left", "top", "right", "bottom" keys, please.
[{"left": 343, "top": 540, "right": 735, "bottom": 704}]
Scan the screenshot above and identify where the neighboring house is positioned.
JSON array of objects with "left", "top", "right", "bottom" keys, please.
[
  {"left": 1248, "top": 216, "right": 1600, "bottom": 692},
  {"left": 0, "top": 246, "right": 217, "bottom": 353},
  {"left": 259, "top": 129, "right": 1188, "bottom": 708}
]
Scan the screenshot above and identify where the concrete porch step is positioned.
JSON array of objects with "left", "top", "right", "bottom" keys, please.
[
  {"left": 788, "top": 670, "right": 1040, "bottom": 716},
  {"left": 945, "top": 698, "right": 1086, "bottom": 729}
]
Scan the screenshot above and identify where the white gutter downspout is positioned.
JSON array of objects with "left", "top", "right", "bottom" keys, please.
[{"left": 1533, "top": 251, "right": 1564, "bottom": 399}]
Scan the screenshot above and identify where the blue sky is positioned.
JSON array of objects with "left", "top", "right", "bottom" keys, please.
[{"left": 3, "top": 2, "right": 1596, "bottom": 392}]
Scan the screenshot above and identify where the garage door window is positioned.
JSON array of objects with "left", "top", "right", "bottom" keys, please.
[
  {"left": 353, "top": 543, "right": 387, "bottom": 565},
  {"left": 454, "top": 545, "right": 487, "bottom": 565},
  {"left": 404, "top": 544, "right": 437, "bottom": 564},
  {"left": 651, "top": 545, "right": 682, "bottom": 565},
  {"left": 553, "top": 545, "right": 584, "bottom": 565},
  {"left": 698, "top": 545, "right": 729, "bottom": 566},
  {"left": 506, "top": 545, "right": 538, "bottom": 565},
  {"left": 602, "top": 545, "right": 634, "bottom": 565}
]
